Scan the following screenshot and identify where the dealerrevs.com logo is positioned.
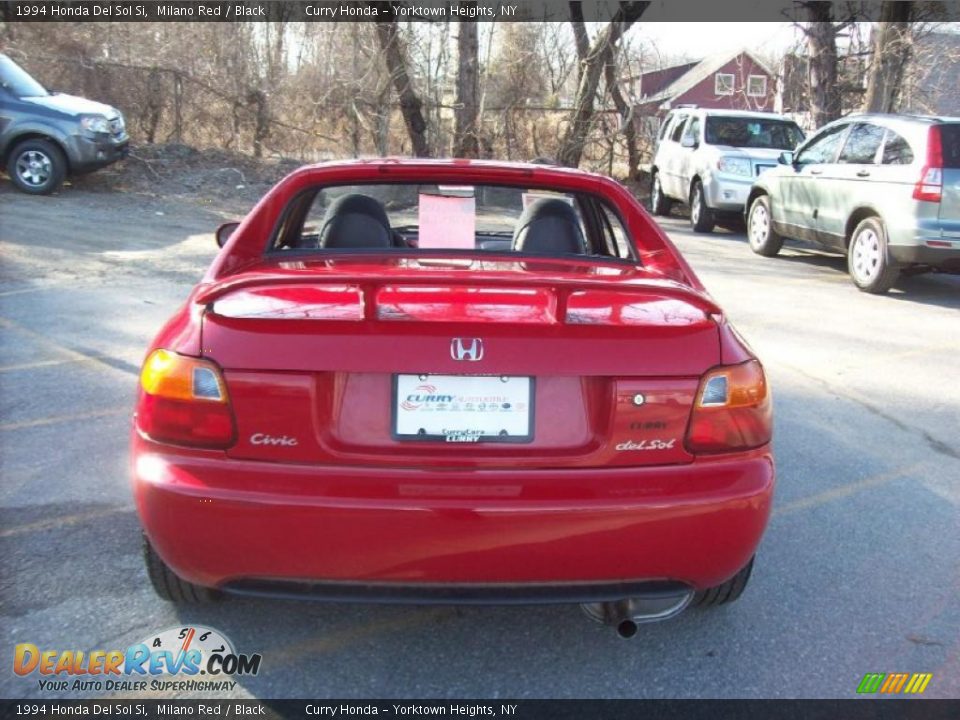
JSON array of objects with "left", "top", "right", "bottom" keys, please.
[{"left": 13, "top": 626, "right": 261, "bottom": 693}]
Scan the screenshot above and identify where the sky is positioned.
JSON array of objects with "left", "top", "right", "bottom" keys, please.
[{"left": 633, "top": 22, "right": 803, "bottom": 64}]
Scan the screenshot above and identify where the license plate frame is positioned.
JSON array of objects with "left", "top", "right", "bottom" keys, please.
[{"left": 391, "top": 374, "right": 535, "bottom": 443}]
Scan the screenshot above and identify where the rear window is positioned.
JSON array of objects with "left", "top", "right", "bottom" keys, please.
[
  {"left": 941, "top": 124, "right": 960, "bottom": 169},
  {"left": 839, "top": 123, "right": 885, "bottom": 164},
  {"left": 704, "top": 117, "right": 804, "bottom": 150},
  {"left": 270, "top": 183, "right": 636, "bottom": 262},
  {"left": 881, "top": 130, "right": 914, "bottom": 165}
]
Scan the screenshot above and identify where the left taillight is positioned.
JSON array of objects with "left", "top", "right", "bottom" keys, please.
[
  {"left": 135, "top": 349, "right": 236, "bottom": 449},
  {"left": 913, "top": 125, "right": 943, "bottom": 203},
  {"left": 685, "top": 360, "right": 772, "bottom": 454}
]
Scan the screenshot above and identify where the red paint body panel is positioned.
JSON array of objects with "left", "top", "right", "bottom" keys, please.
[
  {"left": 132, "top": 159, "right": 775, "bottom": 602},
  {"left": 203, "top": 314, "right": 719, "bottom": 377},
  {"left": 223, "top": 372, "right": 698, "bottom": 468},
  {"left": 132, "top": 434, "right": 773, "bottom": 590}
]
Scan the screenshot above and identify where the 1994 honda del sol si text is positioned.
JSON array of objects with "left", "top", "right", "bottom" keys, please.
[{"left": 132, "top": 159, "right": 774, "bottom": 638}]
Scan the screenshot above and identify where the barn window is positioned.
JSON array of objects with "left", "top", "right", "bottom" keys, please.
[
  {"left": 747, "top": 75, "right": 768, "bottom": 97},
  {"left": 715, "top": 73, "right": 735, "bottom": 96}
]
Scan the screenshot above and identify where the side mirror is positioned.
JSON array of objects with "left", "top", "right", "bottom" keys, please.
[
  {"left": 680, "top": 135, "right": 697, "bottom": 149},
  {"left": 215, "top": 221, "right": 240, "bottom": 248},
  {"left": 778, "top": 151, "right": 794, "bottom": 165}
]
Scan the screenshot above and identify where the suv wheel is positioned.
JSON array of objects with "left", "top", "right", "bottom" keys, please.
[
  {"left": 7, "top": 138, "right": 67, "bottom": 195},
  {"left": 689, "top": 180, "right": 715, "bottom": 233},
  {"left": 747, "top": 195, "right": 783, "bottom": 257},
  {"left": 848, "top": 217, "right": 899, "bottom": 294},
  {"left": 650, "top": 172, "right": 672, "bottom": 216},
  {"left": 692, "top": 557, "right": 754, "bottom": 608},
  {"left": 143, "top": 534, "right": 221, "bottom": 604}
]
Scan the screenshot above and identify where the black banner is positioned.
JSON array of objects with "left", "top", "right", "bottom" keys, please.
[
  {"left": 3, "top": 0, "right": 960, "bottom": 23},
  {"left": 2, "top": 700, "right": 960, "bottom": 719}
]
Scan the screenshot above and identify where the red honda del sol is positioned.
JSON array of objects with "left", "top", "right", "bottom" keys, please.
[{"left": 132, "top": 159, "right": 774, "bottom": 637}]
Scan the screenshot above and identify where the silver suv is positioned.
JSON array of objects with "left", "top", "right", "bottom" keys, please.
[
  {"left": 650, "top": 108, "right": 805, "bottom": 232},
  {"left": 745, "top": 114, "right": 960, "bottom": 294}
]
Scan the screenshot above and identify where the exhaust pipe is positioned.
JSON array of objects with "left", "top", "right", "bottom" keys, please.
[
  {"left": 616, "top": 619, "right": 639, "bottom": 639},
  {"left": 581, "top": 587, "right": 694, "bottom": 638}
]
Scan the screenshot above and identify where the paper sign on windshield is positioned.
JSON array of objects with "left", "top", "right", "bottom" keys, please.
[{"left": 418, "top": 194, "right": 476, "bottom": 250}]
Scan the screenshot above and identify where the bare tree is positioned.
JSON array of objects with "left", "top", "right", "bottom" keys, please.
[
  {"left": 453, "top": 7, "right": 480, "bottom": 157},
  {"left": 863, "top": 2, "right": 914, "bottom": 113},
  {"left": 486, "top": 23, "right": 547, "bottom": 160},
  {"left": 536, "top": 23, "right": 578, "bottom": 101},
  {"left": 556, "top": 1, "right": 649, "bottom": 168},
  {"left": 801, "top": 2, "right": 843, "bottom": 127},
  {"left": 602, "top": 41, "right": 640, "bottom": 178},
  {"left": 370, "top": 2, "right": 431, "bottom": 157}
]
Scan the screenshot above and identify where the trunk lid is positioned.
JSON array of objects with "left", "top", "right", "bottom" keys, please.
[{"left": 199, "top": 257, "right": 721, "bottom": 469}]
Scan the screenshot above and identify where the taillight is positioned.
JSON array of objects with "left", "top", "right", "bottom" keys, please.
[
  {"left": 685, "top": 360, "right": 772, "bottom": 454},
  {"left": 136, "top": 349, "right": 236, "bottom": 449},
  {"left": 913, "top": 126, "right": 943, "bottom": 203}
]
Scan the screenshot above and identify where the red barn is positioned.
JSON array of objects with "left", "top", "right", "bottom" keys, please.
[{"left": 631, "top": 50, "right": 777, "bottom": 118}]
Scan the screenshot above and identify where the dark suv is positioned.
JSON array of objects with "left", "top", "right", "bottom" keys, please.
[{"left": 0, "top": 53, "right": 128, "bottom": 194}]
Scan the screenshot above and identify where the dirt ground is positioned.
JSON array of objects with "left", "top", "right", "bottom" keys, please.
[{"left": 61, "top": 143, "right": 303, "bottom": 215}]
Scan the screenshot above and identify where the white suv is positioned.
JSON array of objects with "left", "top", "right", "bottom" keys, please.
[{"left": 650, "top": 108, "right": 805, "bottom": 232}]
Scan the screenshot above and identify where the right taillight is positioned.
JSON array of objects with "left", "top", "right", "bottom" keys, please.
[
  {"left": 685, "top": 360, "right": 772, "bottom": 454},
  {"left": 135, "top": 349, "right": 236, "bottom": 449},
  {"left": 913, "top": 126, "right": 943, "bottom": 203}
]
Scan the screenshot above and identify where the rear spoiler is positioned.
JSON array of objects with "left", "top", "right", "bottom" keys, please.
[{"left": 195, "top": 272, "right": 724, "bottom": 319}]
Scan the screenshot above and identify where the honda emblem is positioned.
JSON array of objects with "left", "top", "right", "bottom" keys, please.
[{"left": 451, "top": 338, "right": 484, "bottom": 362}]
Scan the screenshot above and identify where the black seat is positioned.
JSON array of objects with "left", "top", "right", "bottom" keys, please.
[
  {"left": 319, "top": 194, "right": 393, "bottom": 250},
  {"left": 511, "top": 198, "right": 586, "bottom": 255}
]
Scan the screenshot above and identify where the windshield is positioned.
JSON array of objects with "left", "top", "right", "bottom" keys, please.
[
  {"left": 705, "top": 117, "right": 804, "bottom": 150},
  {"left": 0, "top": 55, "right": 49, "bottom": 98},
  {"left": 270, "top": 182, "right": 636, "bottom": 261}
]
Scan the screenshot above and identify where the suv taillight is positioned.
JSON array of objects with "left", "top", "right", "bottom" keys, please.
[
  {"left": 685, "top": 360, "right": 772, "bottom": 454},
  {"left": 913, "top": 126, "right": 943, "bottom": 203},
  {"left": 136, "top": 349, "right": 236, "bottom": 449}
]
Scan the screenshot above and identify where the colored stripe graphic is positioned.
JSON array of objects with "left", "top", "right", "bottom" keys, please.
[
  {"left": 880, "top": 673, "right": 909, "bottom": 693},
  {"left": 904, "top": 673, "right": 933, "bottom": 694},
  {"left": 857, "top": 673, "right": 885, "bottom": 694},
  {"left": 858, "top": 672, "right": 931, "bottom": 694}
]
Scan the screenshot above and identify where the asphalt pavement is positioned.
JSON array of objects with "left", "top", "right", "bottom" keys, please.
[{"left": 1, "top": 185, "right": 958, "bottom": 700}]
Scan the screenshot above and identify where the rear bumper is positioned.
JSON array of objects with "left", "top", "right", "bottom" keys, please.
[
  {"left": 889, "top": 242, "right": 960, "bottom": 271},
  {"left": 223, "top": 578, "right": 695, "bottom": 605},
  {"left": 132, "top": 434, "right": 774, "bottom": 595}
]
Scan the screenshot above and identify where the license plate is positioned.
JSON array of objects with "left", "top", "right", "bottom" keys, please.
[{"left": 393, "top": 374, "right": 533, "bottom": 443}]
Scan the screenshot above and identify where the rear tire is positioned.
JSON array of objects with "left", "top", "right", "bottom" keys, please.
[
  {"left": 689, "top": 180, "right": 715, "bottom": 233},
  {"left": 747, "top": 195, "right": 783, "bottom": 257},
  {"left": 848, "top": 217, "right": 899, "bottom": 294},
  {"left": 7, "top": 138, "right": 67, "bottom": 195},
  {"left": 143, "top": 535, "right": 221, "bottom": 604},
  {"left": 650, "top": 172, "right": 672, "bottom": 216},
  {"left": 692, "top": 557, "right": 753, "bottom": 608}
]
